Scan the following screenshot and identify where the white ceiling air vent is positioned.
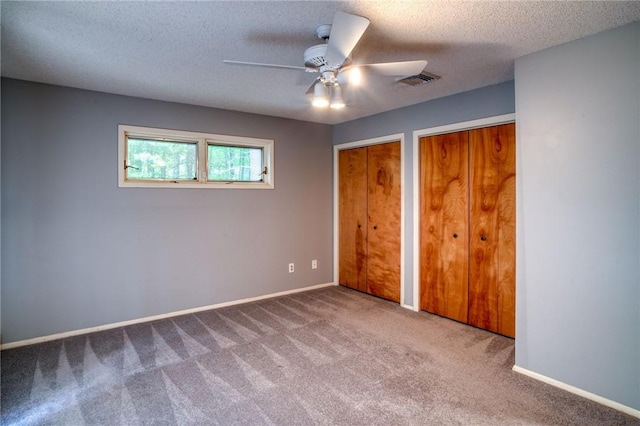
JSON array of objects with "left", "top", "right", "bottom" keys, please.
[{"left": 396, "top": 71, "right": 440, "bottom": 86}]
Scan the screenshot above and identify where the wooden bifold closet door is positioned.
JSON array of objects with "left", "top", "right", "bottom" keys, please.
[
  {"left": 419, "top": 124, "right": 515, "bottom": 337},
  {"left": 339, "top": 141, "right": 401, "bottom": 303},
  {"left": 420, "top": 131, "right": 469, "bottom": 323}
]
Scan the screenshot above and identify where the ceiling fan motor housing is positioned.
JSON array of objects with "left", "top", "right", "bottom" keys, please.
[
  {"left": 304, "top": 42, "right": 346, "bottom": 86},
  {"left": 304, "top": 44, "right": 329, "bottom": 68}
]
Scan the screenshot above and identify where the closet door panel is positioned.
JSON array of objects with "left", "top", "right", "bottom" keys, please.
[
  {"left": 468, "top": 127, "right": 500, "bottom": 332},
  {"left": 419, "top": 132, "right": 469, "bottom": 322},
  {"left": 366, "top": 141, "right": 401, "bottom": 302},
  {"left": 496, "top": 123, "right": 516, "bottom": 337},
  {"left": 338, "top": 147, "right": 368, "bottom": 292}
]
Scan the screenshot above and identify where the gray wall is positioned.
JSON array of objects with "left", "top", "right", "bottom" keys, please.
[
  {"left": 1, "top": 79, "right": 334, "bottom": 343},
  {"left": 515, "top": 22, "right": 639, "bottom": 409},
  {"left": 333, "top": 81, "right": 516, "bottom": 307}
]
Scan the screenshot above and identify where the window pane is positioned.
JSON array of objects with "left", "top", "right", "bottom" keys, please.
[
  {"left": 127, "top": 138, "right": 197, "bottom": 180},
  {"left": 208, "top": 145, "right": 263, "bottom": 182}
]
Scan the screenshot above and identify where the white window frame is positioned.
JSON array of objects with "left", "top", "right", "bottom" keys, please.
[{"left": 118, "top": 124, "right": 274, "bottom": 189}]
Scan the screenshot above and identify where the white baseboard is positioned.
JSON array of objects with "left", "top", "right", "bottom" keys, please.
[
  {"left": 512, "top": 365, "right": 640, "bottom": 419},
  {"left": 0, "top": 282, "right": 335, "bottom": 350}
]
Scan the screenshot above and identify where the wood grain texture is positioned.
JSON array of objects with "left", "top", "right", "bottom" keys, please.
[
  {"left": 366, "top": 142, "right": 401, "bottom": 302},
  {"left": 468, "top": 126, "right": 499, "bottom": 332},
  {"left": 418, "top": 124, "right": 516, "bottom": 337},
  {"left": 338, "top": 148, "right": 368, "bottom": 292},
  {"left": 468, "top": 124, "right": 515, "bottom": 335},
  {"left": 496, "top": 123, "right": 516, "bottom": 338},
  {"left": 419, "top": 132, "right": 469, "bottom": 322}
]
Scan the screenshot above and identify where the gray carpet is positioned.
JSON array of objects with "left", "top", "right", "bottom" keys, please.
[{"left": 1, "top": 286, "right": 637, "bottom": 425}]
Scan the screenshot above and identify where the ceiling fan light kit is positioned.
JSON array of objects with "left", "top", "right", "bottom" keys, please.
[
  {"left": 338, "top": 67, "right": 361, "bottom": 86},
  {"left": 312, "top": 80, "right": 345, "bottom": 109},
  {"left": 312, "top": 82, "right": 330, "bottom": 107},
  {"left": 224, "top": 11, "right": 428, "bottom": 110},
  {"left": 329, "top": 84, "right": 345, "bottom": 109}
]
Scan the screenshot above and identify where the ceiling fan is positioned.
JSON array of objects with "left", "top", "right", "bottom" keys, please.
[{"left": 223, "top": 11, "right": 428, "bottom": 109}]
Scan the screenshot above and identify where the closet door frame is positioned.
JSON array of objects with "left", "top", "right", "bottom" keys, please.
[
  {"left": 412, "top": 114, "right": 515, "bottom": 313},
  {"left": 333, "top": 133, "right": 407, "bottom": 307}
]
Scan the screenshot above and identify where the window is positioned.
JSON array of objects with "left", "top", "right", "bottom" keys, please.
[
  {"left": 207, "top": 144, "right": 264, "bottom": 182},
  {"left": 118, "top": 125, "right": 274, "bottom": 189}
]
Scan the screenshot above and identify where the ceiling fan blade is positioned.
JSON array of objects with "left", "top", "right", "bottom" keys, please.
[
  {"left": 223, "top": 60, "right": 314, "bottom": 72},
  {"left": 305, "top": 81, "right": 316, "bottom": 95},
  {"left": 324, "top": 11, "right": 370, "bottom": 68},
  {"left": 357, "top": 60, "right": 428, "bottom": 76}
]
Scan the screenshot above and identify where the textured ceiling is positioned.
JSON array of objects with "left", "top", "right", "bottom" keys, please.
[{"left": 2, "top": 1, "right": 640, "bottom": 125}]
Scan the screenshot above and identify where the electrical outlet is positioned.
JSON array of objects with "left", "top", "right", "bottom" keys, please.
[
  {"left": 312, "top": 259, "right": 318, "bottom": 269},
  {"left": 288, "top": 263, "right": 295, "bottom": 273}
]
